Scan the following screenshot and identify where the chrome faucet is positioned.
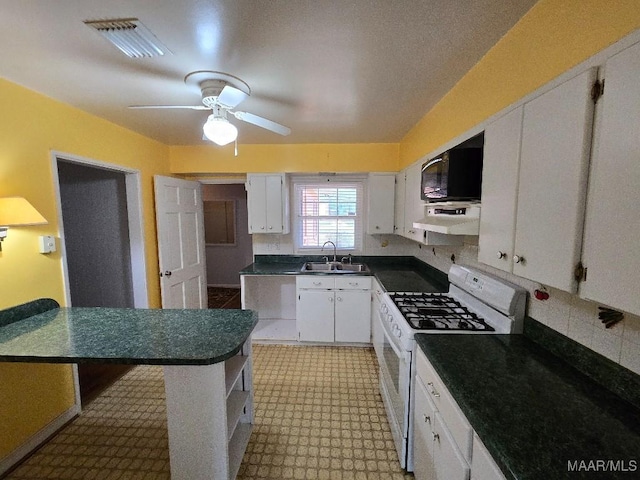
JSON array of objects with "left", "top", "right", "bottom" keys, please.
[{"left": 321, "top": 241, "right": 337, "bottom": 263}]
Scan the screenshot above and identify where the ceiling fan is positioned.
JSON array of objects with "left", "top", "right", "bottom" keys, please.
[{"left": 128, "top": 71, "right": 291, "bottom": 145}]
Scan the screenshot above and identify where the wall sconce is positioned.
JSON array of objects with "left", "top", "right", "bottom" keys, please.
[{"left": 0, "top": 197, "right": 48, "bottom": 251}]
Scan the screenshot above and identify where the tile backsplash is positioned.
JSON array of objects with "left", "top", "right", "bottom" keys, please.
[{"left": 252, "top": 233, "right": 640, "bottom": 376}]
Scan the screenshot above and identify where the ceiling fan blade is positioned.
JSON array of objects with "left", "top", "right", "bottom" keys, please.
[
  {"left": 127, "top": 105, "right": 209, "bottom": 110},
  {"left": 233, "top": 111, "right": 291, "bottom": 136},
  {"left": 217, "top": 85, "right": 249, "bottom": 109}
]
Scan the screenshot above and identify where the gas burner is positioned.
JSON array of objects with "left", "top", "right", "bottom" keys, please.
[{"left": 388, "top": 292, "right": 495, "bottom": 332}]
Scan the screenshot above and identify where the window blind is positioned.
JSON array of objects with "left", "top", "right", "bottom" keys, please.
[{"left": 293, "top": 181, "right": 364, "bottom": 252}]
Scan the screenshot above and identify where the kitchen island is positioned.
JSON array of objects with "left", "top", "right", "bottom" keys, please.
[{"left": 0, "top": 299, "right": 258, "bottom": 480}]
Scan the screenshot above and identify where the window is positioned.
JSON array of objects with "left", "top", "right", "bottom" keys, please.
[{"left": 293, "top": 179, "right": 364, "bottom": 252}]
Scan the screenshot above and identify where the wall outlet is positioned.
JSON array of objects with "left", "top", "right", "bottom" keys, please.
[{"left": 39, "top": 235, "right": 56, "bottom": 254}]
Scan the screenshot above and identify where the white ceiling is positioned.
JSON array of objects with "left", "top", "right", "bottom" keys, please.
[{"left": 0, "top": 0, "right": 536, "bottom": 146}]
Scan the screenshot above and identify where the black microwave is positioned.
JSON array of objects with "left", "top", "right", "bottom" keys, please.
[{"left": 420, "top": 133, "right": 484, "bottom": 202}]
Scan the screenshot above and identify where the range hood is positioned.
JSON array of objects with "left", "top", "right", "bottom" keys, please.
[{"left": 413, "top": 204, "right": 481, "bottom": 236}]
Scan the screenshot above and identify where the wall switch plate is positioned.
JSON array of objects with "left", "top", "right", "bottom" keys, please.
[{"left": 39, "top": 235, "right": 56, "bottom": 254}]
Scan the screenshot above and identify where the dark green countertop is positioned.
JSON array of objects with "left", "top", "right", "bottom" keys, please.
[
  {"left": 0, "top": 307, "right": 258, "bottom": 365},
  {"left": 415, "top": 334, "right": 640, "bottom": 480},
  {"left": 240, "top": 255, "right": 448, "bottom": 293}
]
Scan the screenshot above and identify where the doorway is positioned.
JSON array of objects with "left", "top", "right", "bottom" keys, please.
[
  {"left": 202, "top": 183, "right": 253, "bottom": 308},
  {"left": 53, "top": 154, "right": 148, "bottom": 405}
]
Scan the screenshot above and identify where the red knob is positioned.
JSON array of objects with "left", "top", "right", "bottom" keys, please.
[{"left": 534, "top": 289, "right": 549, "bottom": 301}]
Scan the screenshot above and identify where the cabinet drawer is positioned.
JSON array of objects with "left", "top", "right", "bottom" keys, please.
[
  {"left": 297, "top": 276, "right": 335, "bottom": 289},
  {"left": 335, "top": 276, "right": 371, "bottom": 290},
  {"left": 416, "top": 349, "right": 472, "bottom": 461}
]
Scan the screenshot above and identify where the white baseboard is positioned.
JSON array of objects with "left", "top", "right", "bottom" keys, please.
[{"left": 0, "top": 403, "right": 80, "bottom": 476}]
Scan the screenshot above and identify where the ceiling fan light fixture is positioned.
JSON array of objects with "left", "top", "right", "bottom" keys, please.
[{"left": 203, "top": 115, "right": 238, "bottom": 146}]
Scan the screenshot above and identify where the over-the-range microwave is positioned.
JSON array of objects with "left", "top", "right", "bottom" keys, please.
[{"left": 420, "top": 132, "right": 484, "bottom": 203}]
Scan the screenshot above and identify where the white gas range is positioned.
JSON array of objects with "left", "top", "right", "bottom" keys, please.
[{"left": 372, "top": 264, "right": 527, "bottom": 471}]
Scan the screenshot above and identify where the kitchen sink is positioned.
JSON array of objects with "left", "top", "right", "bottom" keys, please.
[{"left": 301, "top": 262, "right": 369, "bottom": 273}]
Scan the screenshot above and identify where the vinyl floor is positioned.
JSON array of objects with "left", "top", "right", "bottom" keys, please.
[{"left": 6, "top": 345, "right": 412, "bottom": 480}]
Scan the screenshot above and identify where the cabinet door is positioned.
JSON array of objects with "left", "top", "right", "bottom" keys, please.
[
  {"left": 414, "top": 378, "right": 437, "bottom": 480},
  {"left": 471, "top": 433, "right": 506, "bottom": 480},
  {"left": 433, "top": 413, "right": 470, "bottom": 480},
  {"left": 394, "top": 171, "right": 406, "bottom": 236},
  {"left": 514, "top": 68, "right": 597, "bottom": 292},
  {"left": 247, "top": 174, "right": 286, "bottom": 234},
  {"left": 264, "top": 175, "right": 284, "bottom": 233},
  {"left": 367, "top": 174, "right": 396, "bottom": 234},
  {"left": 297, "top": 290, "right": 334, "bottom": 342},
  {"left": 404, "top": 162, "right": 425, "bottom": 242},
  {"left": 580, "top": 42, "right": 640, "bottom": 316},
  {"left": 335, "top": 290, "right": 371, "bottom": 343},
  {"left": 478, "top": 107, "right": 523, "bottom": 272}
]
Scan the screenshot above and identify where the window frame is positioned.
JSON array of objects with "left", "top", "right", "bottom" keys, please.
[{"left": 292, "top": 176, "right": 365, "bottom": 255}]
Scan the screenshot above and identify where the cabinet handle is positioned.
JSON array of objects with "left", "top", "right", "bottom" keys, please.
[
  {"left": 422, "top": 414, "right": 431, "bottom": 424},
  {"left": 163, "top": 271, "right": 172, "bottom": 277},
  {"left": 313, "top": 282, "right": 322, "bottom": 286},
  {"left": 349, "top": 282, "right": 358, "bottom": 287},
  {"left": 375, "top": 225, "right": 380, "bottom": 230},
  {"left": 513, "top": 255, "right": 524, "bottom": 264},
  {"left": 268, "top": 226, "right": 273, "bottom": 230},
  {"left": 432, "top": 432, "right": 440, "bottom": 442},
  {"left": 329, "top": 297, "right": 334, "bottom": 302},
  {"left": 337, "top": 297, "right": 342, "bottom": 302},
  {"left": 427, "top": 382, "right": 440, "bottom": 398},
  {"left": 260, "top": 226, "right": 265, "bottom": 230},
  {"left": 497, "top": 251, "right": 506, "bottom": 259}
]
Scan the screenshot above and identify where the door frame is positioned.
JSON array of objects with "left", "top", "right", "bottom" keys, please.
[
  {"left": 51, "top": 151, "right": 149, "bottom": 309},
  {"left": 50, "top": 151, "right": 149, "bottom": 408}
]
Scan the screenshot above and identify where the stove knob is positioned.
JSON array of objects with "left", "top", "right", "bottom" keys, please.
[
  {"left": 387, "top": 314, "right": 394, "bottom": 323},
  {"left": 381, "top": 304, "right": 388, "bottom": 314}
]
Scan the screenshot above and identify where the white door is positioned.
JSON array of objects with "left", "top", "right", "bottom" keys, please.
[
  {"left": 513, "top": 68, "right": 597, "bottom": 292},
  {"left": 580, "top": 42, "right": 640, "bottom": 316},
  {"left": 154, "top": 175, "right": 207, "bottom": 309},
  {"left": 297, "top": 290, "right": 334, "bottom": 342},
  {"left": 404, "top": 162, "right": 425, "bottom": 243},
  {"left": 367, "top": 173, "right": 396, "bottom": 234}
]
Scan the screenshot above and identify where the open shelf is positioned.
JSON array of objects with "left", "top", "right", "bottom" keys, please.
[
  {"left": 227, "top": 390, "right": 250, "bottom": 441},
  {"left": 224, "top": 355, "right": 248, "bottom": 396},
  {"left": 228, "top": 422, "right": 252, "bottom": 480}
]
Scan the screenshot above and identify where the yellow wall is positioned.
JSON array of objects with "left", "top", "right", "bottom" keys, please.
[
  {"left": 0, "top": 78, "right": 170, "bottom": 458},
  {"left": 169, "top": 143, "right": 399, "bottom": 174},
  {"left": 399, "top": 0, "right": 640, "bottom": 167}
]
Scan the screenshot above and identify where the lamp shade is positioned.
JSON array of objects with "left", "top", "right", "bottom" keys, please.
[
  {"left": 203, "top": 115, "right": 238, "bottom": 146},
  {"left": 0, "top": 197, "right": 47, "bottom": 226}
]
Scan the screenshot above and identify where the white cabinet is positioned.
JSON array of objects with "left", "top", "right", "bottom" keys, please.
[
  {"left": 414, "top": 348, "right": 471, "bottom": 480},
  {"left": 479, "top": 68, "right": 597, "bottom": 292},
  {"left": 296, "top": 276, "right": 371, "bottom": 343},
  {"left": 367, "top": 173, "right": 396, "bottom": 234},
  {"left": 394, "top": 171, "right": 406, "bottom": 236},
  {"left": 580, "top": 41, "right": 640, "bottom": 316},
  {"left": 163, "top": 339, "right": 253, "bottom": 480},
  {"left": 246, "top": 173, "right": 289, "bottom": 234},
  {"left": 403, "top": 162, "right": 426, "bottom": 243},
  {"left": 471, "top": 433, "right": 507, "bottom": 480}
]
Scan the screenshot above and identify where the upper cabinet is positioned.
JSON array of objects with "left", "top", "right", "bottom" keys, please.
[
  {"left": 246, "top": 174, "right": 289, "bottom": 234},
  {"left": 367, "top": 173, "right": 395, "bottom": 234},
  {"left": 580, "top": 42, "right": 640, "bottom": 316},
  {"left": 403, "top": 162, "right": 427, "bottom": 243},
  {"left": 479, "top": 68, "right": 597, "bottom": 293},
  {"left": 394, "top": 171, "right": 406, "bottom": 236}
]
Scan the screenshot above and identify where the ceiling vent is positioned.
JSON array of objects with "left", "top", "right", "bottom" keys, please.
[{"left": 84, "top": 18, "right": 171, "bottom": 58}]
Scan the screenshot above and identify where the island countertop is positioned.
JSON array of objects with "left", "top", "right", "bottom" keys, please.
[{"left": 0, "top": 305, "right": 258, "bottom": 366}]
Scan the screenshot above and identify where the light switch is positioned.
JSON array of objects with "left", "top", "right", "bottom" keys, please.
[{"left": 39, "top": 235, "right": 56, "bottom": 254}]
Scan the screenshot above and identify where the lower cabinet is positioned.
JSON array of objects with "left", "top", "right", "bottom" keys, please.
[
  {"left": 415, "top": 348, "right": 504, "bottom": 480},
  {"left": 296, "top": 276, "right": 371, "bottom": 343}
]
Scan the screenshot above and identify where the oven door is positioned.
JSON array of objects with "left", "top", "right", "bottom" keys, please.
[{"left": 377, "top": 310, "right": 412, "bottom": 468}]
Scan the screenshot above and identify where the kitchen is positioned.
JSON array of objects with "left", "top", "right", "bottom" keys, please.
[{"left": 1, "top": 1, "right": 640, "bottom": 479}]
